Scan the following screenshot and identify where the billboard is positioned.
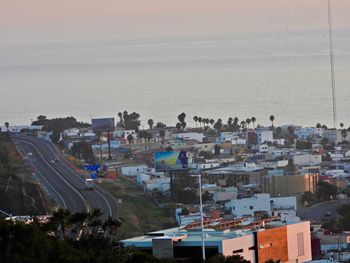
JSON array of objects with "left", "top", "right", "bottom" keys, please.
[
  {"left": 154, "top": 151, "right": 188, "bottom": 171},
  {"left": 92, "top": 118, "right": 115, "bottom": 132}
]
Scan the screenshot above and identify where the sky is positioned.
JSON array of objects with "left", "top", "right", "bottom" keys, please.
[{"left": 1, "top": 0, "right": 350, "bottom": 45}]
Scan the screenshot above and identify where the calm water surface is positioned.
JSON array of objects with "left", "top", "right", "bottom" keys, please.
[{"left": 1, "top": 31, "right": 349, "bottom": 127}]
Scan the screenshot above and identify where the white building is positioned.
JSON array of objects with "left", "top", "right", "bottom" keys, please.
[
  {"left": 171, "top": 132, "right": 204, "bottom": 142},
  {"left": 225, "top": 193, "right": 299, "bottom": 223},
  {"left": 120, "top": 164, "right": 150, "bottom": 176},
  {"left": 323, "top": 129, "right": 350, "bottom": 144},
  {"left": 142, "top": 177, "right": 170, "bottom": 193},
  {"left": 294, "top": 127, "right": 324, "bottom": 140},
  {"left": 255, "top": 129, "right": 273, "bottom": 144},
  {"left": 213, "top": 187, "right": 238, "bottom": 202},
  {"left": 292, "top": 153, "right": 322, "bottom": 166},
  {"left": 189, "top": 162, "right": 220, "bottom": 170}
]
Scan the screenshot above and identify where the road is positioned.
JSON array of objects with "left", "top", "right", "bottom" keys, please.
[
  {"left": 298, "top": 199, "right": 350, "bottom": 223},
  {"left": 13, "top": 135, "right": 118, "bottom": 221}
]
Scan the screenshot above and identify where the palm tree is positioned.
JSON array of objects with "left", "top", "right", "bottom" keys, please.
[
  {"left": 193, "top": 116, "right": 198, "bottom": 127},
  {"left": 340, "top": 123, "right": 344, "bottom": 129},
  {"left": 240, "top": 121, "right": 246, "bottom": 131},
  {"left": 127, "top": 134, "right": 133, "bottom": 151},
  {"left": 147, "top": 119, "right": 154, "bottom": 129},
  {"left": 269, "top": 115, "right": 275, "bottom": 129},
  {"left": 227, "top": 117, "right": 233, "bottom": 127},
  {"left": 209, "top": 119, "right": 215, "bottom": 127},
  {"left": 51, "top": 208, "right": 72, "bottom": 240},
  {"left": 198, "top": 117, "right": 202, "bottom": 127},
  {"left": 159, "top": 129, "right": 165, "bottom": 144},
  {"left": 176, "top": 122, "right": 182, "bottom": 131},
  {"left": 246, "top": 118, "right": 251, "bottom": 129},
  {"left": 205, "top": 118, "right": 210, "bottom": 127},
  {"left": 251, "top": 117, "right": 256, "bottom": 129},
  {"left": 4, "top": 122, "right": 9, "bottom": 132}
]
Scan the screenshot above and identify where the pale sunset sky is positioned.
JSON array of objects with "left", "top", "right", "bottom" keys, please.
[{"left": 1, "top": 0, "right": 349, "bottom": 45}]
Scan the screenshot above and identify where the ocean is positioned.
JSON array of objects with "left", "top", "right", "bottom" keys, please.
[{"left": 1, "top": 30, "right": 349, "bottom": 128}]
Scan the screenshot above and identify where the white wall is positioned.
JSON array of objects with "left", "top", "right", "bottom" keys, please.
[
  {"left": 221, "top": 234, "right": 256, "bottom": 262},
  {"left": 293, "top": 154, "right": 322, "bottom": 166},
  {"left": 121, "top": 165, "right": 149, "bottom": 176},
  {"left": 172, "top": 132, "right": 204, "bottom": 142},
  {"left": 225, "top": 194, "right": 271, "bottom": 218}
]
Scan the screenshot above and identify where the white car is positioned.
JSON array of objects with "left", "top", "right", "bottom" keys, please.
[{"left": 27, "top": 152, "right": 32, "bottom": 156}]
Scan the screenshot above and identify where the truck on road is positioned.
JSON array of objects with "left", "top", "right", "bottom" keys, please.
[{"left": 85, "top": 179, "right": 94, "bottom": 190}]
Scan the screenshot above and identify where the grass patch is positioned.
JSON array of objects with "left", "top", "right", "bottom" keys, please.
[{"left": 100, "top": 176, "right": 176, "bottom": 240}]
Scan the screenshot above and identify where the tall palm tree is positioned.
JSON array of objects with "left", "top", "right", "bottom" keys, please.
[
  {"left": 209, "top": 119, "right": 215, "bottom": 127},
  {"left": 198, "top": 117, "right": 202, "bottom": 127},
  {"left": 193, "top": 116, "right": 198, "bottom": 127},
  {"left": 4, "top": 122, "right": 9, "bottom": 132},
  {"left": 246, "top": 118, "right": 251, "bottom": 129},
  {"left": 227, "top": 117, "right": 233, "bottom": 127},
  {"left": 147, "top": 119, "right": 154, "bottom": 129},
  {"left": 240, "top": 121, "right": 246, "bottom": 131},
  {"left": 127, "top": 134, "right": 133, "bottom": 151},
  {"left": 340, "top": 123, "right": 344, "bottom": 129},
  {"left": 251, "top": 117, "right": 256, "bottom": 129},
  {"left": 270, "top": 115, "right": 275, "bottom": 129}
]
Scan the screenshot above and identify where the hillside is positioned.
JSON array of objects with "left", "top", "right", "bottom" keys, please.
[{"left": 0, "top": 133, "right": 50, "bottom": 216}]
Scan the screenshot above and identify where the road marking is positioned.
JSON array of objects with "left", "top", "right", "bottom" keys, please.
[
  {"left": 14, "top": 139, "right": 89, "bottom": 213},
  {"left": 15, "top": 143, "right": 67, "bottom": 209}
]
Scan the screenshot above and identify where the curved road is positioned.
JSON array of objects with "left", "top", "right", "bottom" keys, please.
[{"left": 13, "top": 135, "right": 118, "bottom": 221}]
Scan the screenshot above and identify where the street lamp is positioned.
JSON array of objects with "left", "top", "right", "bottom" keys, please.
[{"left": 198, "top": 174, "right": 206, "bottom": 261}]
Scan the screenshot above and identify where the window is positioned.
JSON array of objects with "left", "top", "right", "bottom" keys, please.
[
  {"left": 250, "top": 206, "right": 254, "bottom": 210},
  {"left": 297, "top": 232, "right": 305, "bottom": 256},
  {"left": 232, "top": 249, "right": 243, "bottom": 254}
]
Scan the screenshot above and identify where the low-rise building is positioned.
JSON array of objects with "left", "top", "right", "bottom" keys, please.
[
  {"left": 213, "top": 187, "right": 238, "bottom": 203},
  {"left": 292, "top": 153, "right": 322, "bottom": 166},
  {"left": 172, "top": 132, "right": 204, "bottom": 142},
  {"left": 261, "top": 173, "right": 319, "bottom": 197},
  {"left": 225, "top": 193, "right": 298, "bottom": 223},
  {"left": 121, "top": 220, "right": 312, "bottom": 262},
  {"left": 119, "top": 164, "right": 150, "bottom": 176}
]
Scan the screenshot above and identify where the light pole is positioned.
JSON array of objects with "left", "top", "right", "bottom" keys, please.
[{"left": 198, "top": 174, "right": 206, "bottom": 261}]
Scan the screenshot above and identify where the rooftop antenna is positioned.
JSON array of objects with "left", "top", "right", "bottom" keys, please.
[{"left": 328, "top": 0, "right": 337, "bottom": 129}]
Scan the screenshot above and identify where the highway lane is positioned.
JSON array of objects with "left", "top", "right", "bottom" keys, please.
[
  {"left": 14, "top": 140, "right": 87, "bottom": 213},
  {"left": 13, "top": 135, "right": 119, "bottom": 221}
]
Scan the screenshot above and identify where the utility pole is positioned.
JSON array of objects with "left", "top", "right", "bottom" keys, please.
[
  {"left": 328, "top": 0, "right": 337, "bottom": 129},
  {"left": 198, "top": 174, "right": 206, "bottom": 262}
]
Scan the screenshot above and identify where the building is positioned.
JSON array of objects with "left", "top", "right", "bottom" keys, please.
[
  {"left": 0, "top": 125, "right": 43, "bottom": 133},
  {"left": 294, "top": 127, "right": 324, "bottom": 140},
  {"left": 292, "top": 153, "right": 322, "bottom": 166},
  {"left": 121, "top": 219, "right": 312, "bottom": 262},
  {"left": 142, "top": 177, "right": 170, "bottom": 193},
  {"left": 262, "top": 173, "right": 319, "bottom": 197},
  {"left": 171, "top": 132, "right": 204, "bottom": 142},
  {"left": 119, "top": 164, "right": 150, "bottom": 176},
  {"left": 204, "top": 163, "right": 265, "bottom": 187},
  {"left": 225, "top": 193, "right": 298, "bottom": 223},
  {"left": 213, "top": 187, "right": 238, "bottom": 203},
  {"left": 255, "top": 129, "right": 273, "bottom": 144}
]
